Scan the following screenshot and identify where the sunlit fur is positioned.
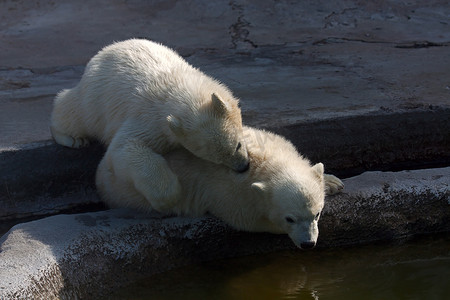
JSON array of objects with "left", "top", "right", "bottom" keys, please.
[
  {"left": 51, "top": 39, "right": 250, "bottom": 209},
  {"left": 97, "top": 126, "right": 344, "bottom": 249},
  {"left": 51, "top": 38, "right": 249, "bottom": 167}
]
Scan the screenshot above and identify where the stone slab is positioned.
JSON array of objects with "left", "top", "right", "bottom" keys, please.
[
  {"left": 1, "top": 167, "right": 449, "bottom": 299},
  {"left": 1, "top": 0, "right": 450, "bottom": 148},
  {"left": 1, "top": 0, "right": 450, "bottom": 68},
  {"left": 1, "top": 107, "right": 449, "bottom": 230}
]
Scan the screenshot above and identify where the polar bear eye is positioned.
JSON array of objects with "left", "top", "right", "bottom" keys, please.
[
  {"left": 314, "top": 212, "right": 321, "bottom": 221},
  {"left": 285, "top": 217, "right": 295, "bottom": 224},
  {"left": 235, "top": 142, "right": 242, "bottom": 152}
]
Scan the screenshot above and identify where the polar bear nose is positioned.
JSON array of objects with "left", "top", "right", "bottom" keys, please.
[
  {"left": 236, "top": 161, "right": 250, "bottom": 173},
  {"left": 300, "top": 241, "right": 316, "bottom": 249}
]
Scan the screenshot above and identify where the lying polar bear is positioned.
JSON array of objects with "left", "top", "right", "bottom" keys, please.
[{"left": 96, "top": 126, "right": 344, "bottom": 249}]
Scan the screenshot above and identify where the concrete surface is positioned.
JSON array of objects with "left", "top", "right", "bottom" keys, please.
[
  {"left": 1, "top": 167, "right": 449, "bottom": 299},
  {"left": 1, "top": 0, "right": 450, "bottom": 146}
]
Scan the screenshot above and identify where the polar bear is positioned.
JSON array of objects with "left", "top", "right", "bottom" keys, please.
[
  {"left": 51, "top": 39, "right": 249, "bottom": 210},
  {"left": 96, "top": 126, "right": 344, "bottom": 249}
]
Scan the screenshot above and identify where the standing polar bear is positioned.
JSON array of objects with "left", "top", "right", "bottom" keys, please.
[
  {"left": 51, "top": 39, "right": 250, "bottom": 211},
  {"left": 97, "top": 126, "right": 344, "bottom": 249}
]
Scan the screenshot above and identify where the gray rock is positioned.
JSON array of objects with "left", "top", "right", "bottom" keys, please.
[{"left": 1, "top": 167, "right": 449, "bottom": 299}]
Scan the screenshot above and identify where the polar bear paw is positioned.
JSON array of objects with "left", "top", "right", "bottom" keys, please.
[
  {"left": 149, "top": 183, "right": 181, "bottom": 212},
  {"left": 51, "top": 126, "right": 90, "bottom": 148},
  {"left": 324, "top": 174, "right": 344, "bottom": 195},
  {"left": 69, "top": 136, "right": 90, "bottom": 148}
]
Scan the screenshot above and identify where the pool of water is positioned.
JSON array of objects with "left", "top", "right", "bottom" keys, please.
[{"left": 109, "top": 234, "right": 449, "bottom": 300}]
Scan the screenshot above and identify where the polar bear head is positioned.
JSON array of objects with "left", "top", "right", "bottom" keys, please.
[
  {"left": 167, "top": 93, "right": 250, "bottom": 173},
  {"left": 250, "top": 162, "right": 325, "bottom": 249},
  {"left": 222, "top": 128, "right": 327, "bottom": 249}
]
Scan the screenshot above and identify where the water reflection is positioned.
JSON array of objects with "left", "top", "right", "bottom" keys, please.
[{"left": 109, "top": 235, "right": 450, "bottom": 300}]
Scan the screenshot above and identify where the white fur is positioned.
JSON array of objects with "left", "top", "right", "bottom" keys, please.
[
  {"left": 97, "top": 126, "right": 344, "bottom": 249},
  {"left": 51, "top": 39, "right": 250, "bottom": 209}
]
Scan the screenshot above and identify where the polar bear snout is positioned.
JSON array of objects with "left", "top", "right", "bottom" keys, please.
[
  {"left": 227, "top": 142, "right": 250, "bottom": 173},
  {"left": 235, "top": 161, "right": 250, "bottom": 173},
  {"left": 300, "top": 241, "right": 316, "bottom": 249},
  {"left": 287, "top": 220, "right": 320, "bottom": 250}
]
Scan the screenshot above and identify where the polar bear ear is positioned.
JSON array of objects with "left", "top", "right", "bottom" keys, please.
[
  {"left": 167, "top": 115, "right": 184, "bottom": 136},
  {"left": 251, "top": 182, "right": 267, "bottom": 193},
  {"left": 311, "top": 163, "right": 324, "bottom": 181},
  {"left": 211, "top": 93, "right": 229, "bottom": 116}
]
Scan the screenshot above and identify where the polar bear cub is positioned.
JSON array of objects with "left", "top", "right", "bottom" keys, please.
[
  {"left": 51, "top": 39, "right": 249, "bottom": 211},
  {"left": 96, "top": 126, "right": 344, "bottom": 249}
]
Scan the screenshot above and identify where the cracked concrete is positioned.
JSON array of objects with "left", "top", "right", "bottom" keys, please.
[
  {"left": 1, "top": 0, "right": 450, "bottom": 146},
  {"left": 229, "top": 0, "right": 257, "bottom": 50}
]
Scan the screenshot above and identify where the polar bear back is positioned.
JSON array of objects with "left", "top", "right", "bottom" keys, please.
[{"left": 71, "top": 39, "right": 233, "bottom": 144}]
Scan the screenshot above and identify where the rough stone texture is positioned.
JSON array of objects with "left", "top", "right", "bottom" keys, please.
[
  {"left": 321, "top": 168, "right": 450, "bottom": 245},
  {"left": 2, "top": 0, "right": 450, "bottom": 68},
  {"left": 0, "top": 142, "right": 104, "bottom": 222},
  {"left": 1, "top": 0, "right": 450, "bottom": 146},
  {"left": 1, "top": 168, "right": 449, "bottom": 299}
]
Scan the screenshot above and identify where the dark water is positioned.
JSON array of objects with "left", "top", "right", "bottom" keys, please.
[{"left": 109, "top": 235, "right": 450, "bottom": 300}]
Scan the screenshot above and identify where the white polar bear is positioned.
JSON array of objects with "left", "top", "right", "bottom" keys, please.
[
  {"left": 51, "top": 39, "right": 250, "bottom": 211},
  {"left": 96, "top": 126, "right": 344, "bottom": 249}
]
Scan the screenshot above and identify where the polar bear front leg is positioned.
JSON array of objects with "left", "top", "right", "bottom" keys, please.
[
  {"left": 104, "top": 135, "right": 182, "bottom": 212},
  {"left": 324, "top": 174, "right": 344, "bottom": 195},
  {"left": 50, "top": 126, "right": 90, "bottom": 148}
]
